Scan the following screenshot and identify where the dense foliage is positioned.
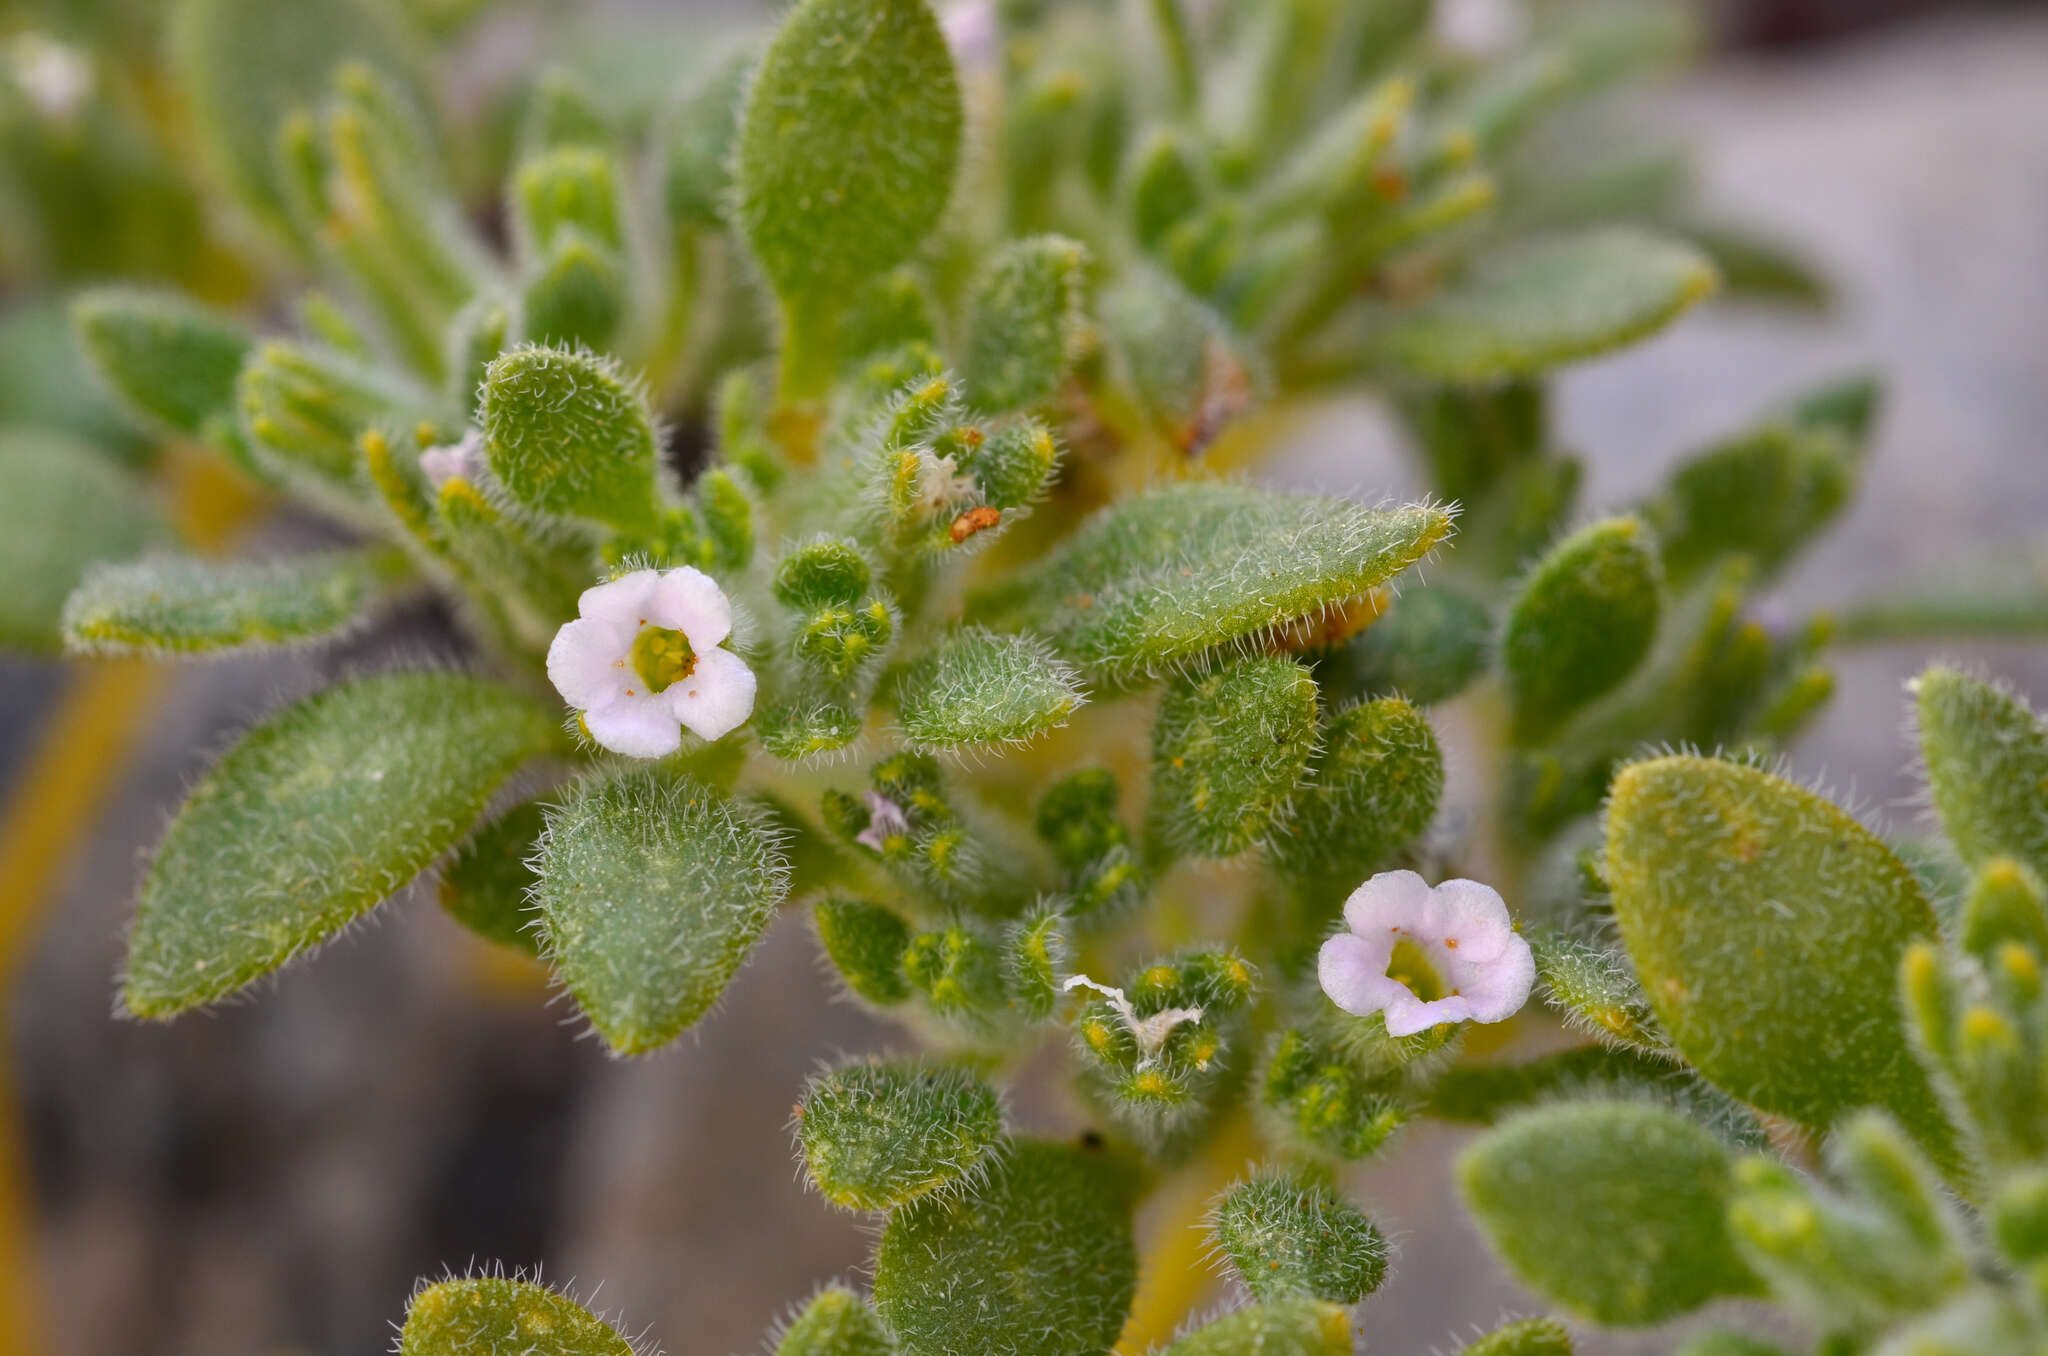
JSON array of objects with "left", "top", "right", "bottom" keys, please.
[{"left": 3, "top": 0, "right": 2046, "bottom": 1351}]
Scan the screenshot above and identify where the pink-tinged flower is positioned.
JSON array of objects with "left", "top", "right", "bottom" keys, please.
[
  {"left": 546, "top": 567, "right": 756, "bottom": 758},
  {"left": 854, "top": 792, "right": 911, "bottom": 852},
  {"left": 1318, "top": 870, "right": 1534, "bottom": 1038},
  {"left": 419, "top": 429, "right": 483, "bottom": 490}
]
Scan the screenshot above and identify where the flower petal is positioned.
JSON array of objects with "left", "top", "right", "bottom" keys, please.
[
  {"left": 648, "top": 566, "right": 733, "bottom": 649},
  {"left": 1420, "top": 877, "right": 1516, "bottom": 961},
  {"left": 1382, "top": 994, "right": 1476, "bottom": 1038},
  {"left": 547, "top": 617, "right": 632, "bottom": 710},
  {"left": 1318, "top": 931, "right": 1405, "bottom": 1016},
  {"left": 578, "top": 570, "right": 663, "bottom": 627},
  {"left": 667, "top": 645, "right": 756, "bottom": 741},
  {"left": 584, "top": 694, "right": 683, "bottom": 759},
  {"left": 1342, "top": 869, "right": 1435, "bottom": 938},
  {"left": 1453, "top": 931, "right": 1536, "bottom": 1025}
]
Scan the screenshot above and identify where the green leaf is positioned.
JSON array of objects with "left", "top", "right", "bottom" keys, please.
[
  {"left": 237, "top": 341, "right": 413, "bottom": 514},
  {"left": 1647, "top": 423, "right": 1853, "bottom": 587},
  {"left": 892, "top": 627, "right": 1085, "bottom": 752},
  {"left": 981, "top": 482, "right": 1449, "bottom": 682},
  {"left": 1674, "top": 1334, "right": 1792, "bottom": 1356},
  {"left": 663, "top": 47, "right": 751, "bottom": 233},
  {"left": 1273, "top": 696, "right": 1443, "bottom": 889},
  {"left": 735, "top": 0, "right": 962, "bottom": 384},
  {"left": 61, "top": 548, "right": 409, "bottom": 656},
  {"left": 815, "top": 897, "right": 914, "bottom": 1006},
  {"left": 873, "top": 1138, "right": 1136, "bottom": 1356},
  {"left": 398, "top": 1277, "right": 633, "bottom": 1356},
  {"left": 0, "top": 431, "right": 165, "bottom": 655},
  {"left": 73, "top": 288, "right": 253, "bottom": 437},
  {"left": 1428, "top": 1044, "right": 1767, "bottom": 1149},
  {"left": 1916, "top": 667, "right": 2048, "bottom": 887},
  {"left": 1150, "top": 656, "right": 1319, "bottom": 859},
  {"left": 771, "top": 1287, "right": 895, "bottom": 1356},
  {"left": 1459, "top": 1101, "right": 1763, "bottom": 1326},
  {"left": 1605, "top": 755, "right": 1955, "bottom": 1157},
  {"left": 513, "top": 146, "right": 625, "bottom": 257},
  {"left": 1502, "top": 516, "right": 1662, "bottom": 744},
  {"left": 520, "top": 233, "right": 626, "bottom": 354},
  {"left": 1381, "top": 229, "right": 1717, "bottom": 382},
  {"left": 439, "top": 800, "right": 547, "bottom": 956},
  {"left": 124, "top": 673, "right": 559, "bottom": 1017},
  {"left": 1210, "top": 1168, "right": 1388, "bottom": 1304},
  {"left": 533, "top": 769, "right": 790, "bottom": 1055},
  {"left": 479, "top": 346, "right": 659, "bottom": 531},
  {"left": 170, "top": 0, "right": 422, "bottom": 244},
  {"left": 798, "top": 1058, "right": 1004, "bottom": 1210},
  {"left": 1526, "top": 929, "right": 1672, "bottom": 1059},
  {"left": 1460, "top": 1319, "right": 1573, "bottom": 1356},
  {"left": 963, "top": 236, "right": 1091, "bottom": 412},
  {"left": 1319, "top": 584, "right": 1492, "bottom": 706},
  {"left": 1159, "top": 1301, "right": 1354, "bottom": 1356}
]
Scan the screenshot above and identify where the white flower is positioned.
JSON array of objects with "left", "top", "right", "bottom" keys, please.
[
  {"left": 7, "top": 35, "right": 92, "bottom": 122},
  {"left": 1318, "top": 870, "right": 1534, "bottom": 1038},
  {"left": 546, "top": 567, "right": 757, "bottom": 758},
  {"left": 419, "top": 429, "right": 484, "bottom": 490}
]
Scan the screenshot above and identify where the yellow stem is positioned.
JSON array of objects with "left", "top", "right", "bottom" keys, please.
[{"left": 1115, "top": 1112, "right": 1260, "bottom": 1353}]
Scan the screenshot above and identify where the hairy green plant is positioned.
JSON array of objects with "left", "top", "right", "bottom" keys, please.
[{"left": 5, "top": 0, "right": 2043, "bottom": 1350}]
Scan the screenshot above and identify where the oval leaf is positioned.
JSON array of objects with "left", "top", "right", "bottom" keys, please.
[
  {"left": 62, "top": 548, "right": 409, "bottom": 657},
  {"left": 1459, "top": 1101, "right": 1763, "bottom": 1326},
  {"left": 772, "top": 1287, "right": 894, "bottom": 1356},
  {"left": 124, "top": 673, "right": 559, "bottom": 1017},
  {"left": 1382, "top": 228, "right": 1717, "bottom": 382},
  {"left": 873, "top": 1138, "right": 1137, "bottom": 1356},
  {"left": 1161, "top": 1301, "right": 1354, "bottom": 1356},
  {"left": 893, "top": 627, "right": 1085, "bottom": 752},
  {"left": 534, "top": 769, "right": 790, "bottom": 1054},
  {"left": 1605, "top": 755, "right": 1955, "bottom": 1157},
  {"left": 479, "top": 346, "right": 659, "bottom": 531},
  {"left": 0, "top": 431, "right": 165, "bottom": 655},
  {"left": 73, "top": 288, "right": 253, "bottom": 437},
  {"left": 981, "top": 482, "right": 1449, "bottom": 681},
  {"left": 1916, "top": 667, "right": 2048, "bottom": 886},
  {"left": 399, "top": 1277, "right": 633, "bottom": 1356},
  {"left": 798, "top": 1058, "right": 1004, "bottom": 1210},
  {"left": 1502, "top": 516, "right": 1662, "bottom": 744},
  {"left": 736, "top": 0, "right": 962, "bottom": 311}
]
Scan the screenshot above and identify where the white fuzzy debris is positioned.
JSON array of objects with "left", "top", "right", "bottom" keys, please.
[{"left": 1064, "top": 974, "right": 1204, "bottom": 1064}]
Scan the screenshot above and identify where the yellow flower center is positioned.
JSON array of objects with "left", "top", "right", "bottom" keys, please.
[
  {"left": 1387, "top": 937, "right": 1446, "bottom": 1003},
  {"left": 629, "top": 625, "right": 696, "bottom": 694}
]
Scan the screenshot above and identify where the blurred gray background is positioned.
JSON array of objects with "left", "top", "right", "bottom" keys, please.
[{"left": 3, "top": 3, "right": 2047, "bottom": 1353}]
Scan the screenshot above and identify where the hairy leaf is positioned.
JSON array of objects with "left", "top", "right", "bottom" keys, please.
[
  {"left": 398, "top": 1277, "right": 633, "bottom": 1356},
  {"left": 0, "top": 431, "right": 165, "bottom": 655},
  {"left": 736, "top": 0, "right": 961, "bottom": 330},
  {"left": 982, "top": 482, "right": 1449, "bottom": 681},
  {"left": 1502, "top": 516, "right": 1661, "bottom": 744},
  {"left": 1160, "top": 1301, "right": 1353, "bottom": 1356},
  {"left": 73, "top": 288, "right": 252, "bottom": 437},
  {"left": 893, "top": 627, "right": 1085, "bottom": 752},
  {"left": 62, "top": 548, "right": 408, "bottom": 656},
  {"left": 1916, "top": 667, "right": 2048, "bottom": 886},
  {"left": 1460, "top": 1319, "right": 1573, "bottom": 1356},
  {"left": 440, "top": 800, "right": 547, "bottom": 956},
  {"left": 963, "top": 236, "right": 1091, "bottom": 412},
  {"left": 1151, "top": 656, "right": 1319, "bottom": 858},
  {"left": 1460, "top": 1101, "right": 1762, "bottom": 1325},
  {"left": 1211, "top": 1169, "right": 1388, "bottom": 1303},
  {"left": 1273, "top": 696, "right": 1443, "bottom": 889},
  {"left": 1382, "top": 228, "right": 1717, "bottom": 381},
  {"left": 479, "top": 346, "right": 659, "bottom": 531},
  {"left": 798, "top": 1058, "right": 1003, "bottom": 1210},
  {"left": 873, "top": 1138, "right": 1136, "bottom": 1356},
  {"left": 124, "top": 673, "right": 558, "bottom": 1016},
  {"left": 771, "top": 1287, "right": 894, "bottom": 1356},
  {"left": 1605, "top": 755, "right": 1954, "bottom": 1158},
  {"left": 533, "top": 769, "right": 790, "bottom": 1054}
]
